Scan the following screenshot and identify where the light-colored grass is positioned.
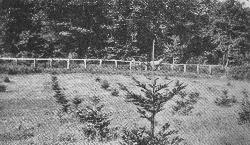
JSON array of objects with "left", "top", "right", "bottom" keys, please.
[{"left": 0, "top": 73, "right": 250, "bottom": 145}]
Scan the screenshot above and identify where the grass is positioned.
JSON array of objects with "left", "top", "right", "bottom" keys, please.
[{"left": 0, "top": 73, "right": 250, "bottom": 144}]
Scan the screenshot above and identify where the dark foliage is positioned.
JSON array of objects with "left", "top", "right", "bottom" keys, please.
[
  {"left": 121, "top": 123, "right": 183, "bottom": 145},
  {"left": 3, "top": 76, "right": 10, "bottom": 83},
  {"left": 51, "top": 75, "right": 69, "bottom": 113},
  {"left": 172, "top": 92, "right": 200, "bottom": 115},
  {"left": 101, "top": 80, "right": 110, "bottom": 90},
  {"left": 229, "top": 65, "right": 250, "bottom": 81},
  {"left": 238, "top": 90, "right": 250, "bottom": 125},
  {"left": 0, "top": 84, "right": 7, "bottom": 92},
  {"left": 76, "top": 96, "right": 115, "bottom": 142},
  {"left": 1, "top": 0, "right": 249, "bottom": 64},
  {"left": 95, "top": 77, "right": 101, "bottom": 82},
  {"left": 111, "top": 88, "right": 119, "bottom": 97}
]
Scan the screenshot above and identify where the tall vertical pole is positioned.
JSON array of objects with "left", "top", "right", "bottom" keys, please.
[
  {"left": 84, "top": 59, "right": 87, "bottom": 69},
  {"left": 171, "top": 57, "right": 174, "bottom": 71},
  {"left": 115, "top": 60, "right": 118, "bottom": 68},
  {"left": 152, "top": 39, "right": 155, "bottom": 71},
  {"left": 209, "top": 65, "right": 212, "bottom": 75},
  {"left": 184, "top": 64, "right": 187, "bottom": 73},
  {"left": 15, "top": 58, "right": 18, "bottom": 65},
  {"left": 50, "top": 59, "right": 53, "bottom": 68},
  {"left": 197, "top": 64, "right": 200, "bottom": 74},
  {"left": 99, "top": 59, "right": 102, "bottom": 67},
  {"left": 33, "top": 59, "right": 36, "bottom": 68},
  {"left": 67, "top": 59, "right": 70, "bottom": 69}
]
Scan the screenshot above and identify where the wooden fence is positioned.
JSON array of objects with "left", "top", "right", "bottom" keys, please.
[{"left": 0, "top": 57, "right": 223, "bottom": 75}]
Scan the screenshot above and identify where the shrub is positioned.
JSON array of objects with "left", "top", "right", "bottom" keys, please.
[
  {"left": 215, "top": 90, "right": 237, "bottom": 107},
  {"left": 95, "top": 77, "right": 101, "bottom": 82},
  {"left": 0, "top": 63, "right": 43, "bottom": 75},
  {"left": 172, "top": 92, "right": 200, "bottom": 116},
  {"left": 0, "top": 84, "right": 7, "bottom": 92},
  {"left": 238, "top": 90, "right": 250, "bottom": 125},
  {"left": 111, "top": 88, "right": 119, "bottom": 96},
  {"left": 165, "top": 76, "right": 170, "bottom": 80},
  {"left": 213, "top": 66, "right": 225, "bottom": 75},
  {"left": 120, "top": 77, "right": 186, "bottom": 145},
  {"left": 117, "top": 83, "right": 127, "bottom": 91},
  {"left": 101, "top": 80, "right": 110, "bottom": 90},
  {"left": 3, "top": 77, "right": 10, "bottom": 83},
  {"left": 226, "top": 82, "right": 232, "bottom": 87},
  {"left": 229, "top": 65, "right": 250, "bottom": 80}
]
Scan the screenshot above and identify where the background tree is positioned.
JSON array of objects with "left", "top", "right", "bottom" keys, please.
[{"left": 0, "top": 0, "right": 249, "bottom": 64}]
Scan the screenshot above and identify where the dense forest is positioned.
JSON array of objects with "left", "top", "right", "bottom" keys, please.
[{"left": 0, "top": 0, "right": 250, "bottom": 66}]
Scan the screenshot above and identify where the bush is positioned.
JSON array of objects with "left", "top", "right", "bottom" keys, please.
[
  {"left": 111, "top": 88, "right": 119, "bottom": 96},
  {"left": 0, "top": 84, "right": 7, "bottom": 92},
  {"left": 95, "top": 77, "right": 101, "bottom": 82},
  {"left": 101, "top": 80, "right": 110, "bottom": 90},
  {"left": 238, "top": 90, "right": 250, "bottom": 125},
  {"left": 3, "top": 77, "right": 10, "bottom": 83},
  {"left": 215, "top": 90, "right": 237, "bottom": 107},
  {"left": 229, "top": 65, "right": 250, "bottom": 80}
]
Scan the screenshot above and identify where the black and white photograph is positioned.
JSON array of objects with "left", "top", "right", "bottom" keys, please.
[{"left": 0, "top": 0, "right": 250, "bottom": 144}]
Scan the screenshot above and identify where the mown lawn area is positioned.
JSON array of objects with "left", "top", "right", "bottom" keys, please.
[{"left": 0, "top": 73, "right": 250, "bottom": 145}]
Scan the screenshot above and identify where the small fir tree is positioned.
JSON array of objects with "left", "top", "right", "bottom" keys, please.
[{"left": 120, "top": 77, "right": 186, "bottom": 145}]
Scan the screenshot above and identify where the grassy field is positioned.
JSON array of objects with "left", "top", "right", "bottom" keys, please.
[{"left": 0, "top": 73, "right": 250, "bottom": 145}]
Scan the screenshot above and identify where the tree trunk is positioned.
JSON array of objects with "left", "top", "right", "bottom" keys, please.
[{"left": 151, "top": 113, "right": 155, "bottom": 137}]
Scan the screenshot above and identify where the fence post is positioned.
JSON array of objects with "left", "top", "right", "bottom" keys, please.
[
  {"left": 33, "top": 59, "right": 36, "bottom": 68},
  {"left": 84, "top": 59, "right": 87, "bottom": 69},
  {"left": 209, "top": 65, "right": 212, "bottom": 75},
  {"left": 197, "top": 64, "right": 200, "bottom": 74},
  {"left": 115, "top": 60, "right": 118, "bottom": 68},
  {"left": 171, "top": 64, "right": 174, "bottom": 71},
  {"left": 50, "top": 59, "right": 53, "bottom": 68},
  {"left": 99, "top": 59, "right": 102, "bottom": 67},
  {"left": 184, "top": 64, "right": 187, "bottom": 73},
  {"left": 67, "top": 59, "right": 70, "bottom": 69},
  {"left": 15, "top": 58, "right": 18, "bottom": 65}
]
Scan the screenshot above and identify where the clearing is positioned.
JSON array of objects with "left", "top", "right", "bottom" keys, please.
[{"left": 0, "top": 73, "right": 250, "bottom": 145}]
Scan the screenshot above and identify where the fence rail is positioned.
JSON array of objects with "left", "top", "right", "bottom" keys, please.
[{"left": 0, "top": 57, "right": 223, "bottom": 75}]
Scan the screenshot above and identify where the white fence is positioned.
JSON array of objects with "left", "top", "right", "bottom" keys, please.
[{"left": 0, "top": 57, "right": 223, "bottom": 74}]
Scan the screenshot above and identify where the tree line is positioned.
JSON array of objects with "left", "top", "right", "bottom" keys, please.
[{"left": 0, "top": 0, "right": 249, "bottom": 65}]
